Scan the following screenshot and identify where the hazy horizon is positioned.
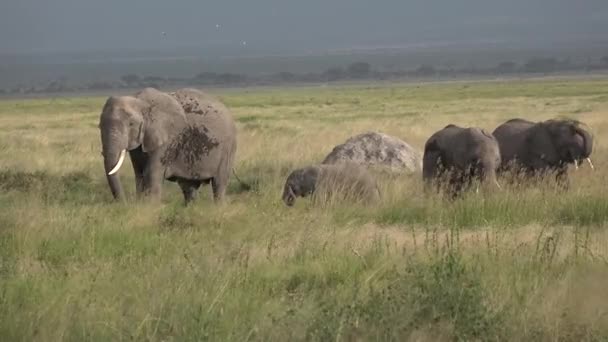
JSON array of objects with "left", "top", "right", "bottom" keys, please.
[{"left": 2, "top": 0, "right": 607, "bottom": 57}]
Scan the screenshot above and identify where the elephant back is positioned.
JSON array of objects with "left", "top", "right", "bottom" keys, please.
[
  {"left": 493, "top": 118, "right": 534, "bottom": 140},
  {"left": 316, "top": 163, "right": 380, "bottom": 204},
  {"left": 492, "top": 118, "right": 535, "bottom": 165},
  {"left": 169, "top": 88, "right": 236, "bottom": 144},
  {"left": 427, "top": 125, "right": 499, "bottom": 168},
  {"left": 135, "top": 88, "right": 186, "bottom": 118},
  {"left": 464, "top": 127, "right": 499, "bottom": 147}
]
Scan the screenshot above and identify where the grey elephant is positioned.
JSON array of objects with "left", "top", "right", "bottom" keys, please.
[
  {"left": 423, "top": 124, "right": 502, "bottom": 197},
  {"left": 282, "top": 163, "right": 380, "bottom": 206},
  {"left": 492, "top": 118, "right": 593, "bottom": 187},
  {"left": 99, "top": 87, "right": 237, "bottom": 204}
]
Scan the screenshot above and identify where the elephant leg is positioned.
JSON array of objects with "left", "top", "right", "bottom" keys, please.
[
  {"left": 211, "top": 176, "right": 228, "bottom": 202},
  {"left": 211, "top": 164, "right": 232, "bottom": 202},
  {"left": 462, "top": 172, "right": 477, "bottom": 194},
  {"left": 446, "top": 171, "right": 459, "bottom": 199},
  {"left": 178, "top": 179, "right": 202, "bottom": 205},
  {"left": 129, "top": 147, "right": 148, "bottom": 197},
  {"left": 211, "top": 154, "right": 233, "bottom": 202},
  {"left": 450, "top": 169, "right": 470, "bottom": 199},
  {"left": 423, "top": 152, "right": 441, "bottom": 192},
  {"left": 143, "top": 152, "right": 164, "bottom": 201}
]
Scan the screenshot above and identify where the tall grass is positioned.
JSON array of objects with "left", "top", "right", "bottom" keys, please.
[{"left": 1, "top": 78, "right": 608, "bottom": 340}]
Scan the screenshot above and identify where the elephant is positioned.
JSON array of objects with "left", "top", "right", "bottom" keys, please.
[
  {"left": 99, "top": 87, "right": 237, "bottom": 204},
  {"left": 423, "top": 124, "right": 502, "bottom": 197},
  {"left": 282, "top": 163, "right": 380, "bottom": 207},
  {"left": 492, "top": 118, "right": 593, "bottom": 187}
]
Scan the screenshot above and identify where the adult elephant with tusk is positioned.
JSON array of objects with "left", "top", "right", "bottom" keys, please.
[
  {"left": 492, "top": 118, "right": 594, "bottom": 188},
  {"left": 99, "top": 87, "right": 237, "bottom": 204}
]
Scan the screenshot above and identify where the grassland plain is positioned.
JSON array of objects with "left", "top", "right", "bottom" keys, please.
[{"left": 1, "top": 79, "right": 608, "bottom": 341}]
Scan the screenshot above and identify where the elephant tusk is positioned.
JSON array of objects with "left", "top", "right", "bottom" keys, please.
[
  {"left": 494, "top": 179, "right": 502, "bottom": 190},
  {"left": 108, "top": 149, "right": 126, "bottom": 175},
  {"left": 586, "top": 158, "right": 595, "bottom": 170},
  {"left": 574, "top": 159, "right": 579, "bottom": 170}
]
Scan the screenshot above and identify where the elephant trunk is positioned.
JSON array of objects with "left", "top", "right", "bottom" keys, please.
[
  {"left": 485, "top": 170, "right": 502, "bottom": 190},
  {"left": 103, "top": 150, "right": 126, "bottom": 201},
  {"left": 574, "top": 127, "right": 594, "bottom": 170},
  {"left": 282, "top": 185, "right": 296, "bottom": 207},
  {"left": 101, "top": 129, "right": 127, "bottom": 201},
  {"left": 479, "top": 159, "right": 502, "bottom": 191}
]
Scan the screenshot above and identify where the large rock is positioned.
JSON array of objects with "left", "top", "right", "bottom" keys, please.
[{"left": 322, "top": 132, "right": 422, "bottom": 173}]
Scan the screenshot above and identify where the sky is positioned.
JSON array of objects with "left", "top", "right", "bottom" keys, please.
[{"left": 1, "top": 0, "right": 607, "bottom": 55}]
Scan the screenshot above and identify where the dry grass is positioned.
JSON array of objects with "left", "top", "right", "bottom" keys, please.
[{"left": 1, "top": 78, "right": 608, "bottom": 341}]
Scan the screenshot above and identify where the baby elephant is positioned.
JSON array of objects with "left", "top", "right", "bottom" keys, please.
[{"left": 282, "top": 163, "right": 380, "bottom": 206}]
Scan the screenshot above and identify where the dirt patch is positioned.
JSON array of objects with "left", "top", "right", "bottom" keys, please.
[
  {"left": 170, "top": 92, "right": 218, "bottom": 116},
  {"left": 162, "top": 125, "right": 219, "bottom": 167}
]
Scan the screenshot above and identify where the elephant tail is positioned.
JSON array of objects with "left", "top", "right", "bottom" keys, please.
[{"left": 232, "top": 168, "right": 252, "bottom": 192}]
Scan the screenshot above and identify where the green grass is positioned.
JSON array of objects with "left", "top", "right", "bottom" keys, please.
[{"left": 1, "top": 78, "right": 608, "bottom": 341}]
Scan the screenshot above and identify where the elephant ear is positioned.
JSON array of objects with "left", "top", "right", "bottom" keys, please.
[
  {"left": 558, "top": 120, "right": 593, "bottom": 158},
  {"left": 523, "top": 122, "right": 560, "bottom": 168},
  {"left": 293, "top": 167, "right": 320, "bottom": 196},
  {"left": 575, "top": 124, "right": 594, "bottom": 157},
  {"left": 423, "top": 138, "right": 443, "bottom": 180},
  {"left": 135, "top": 88, "right": 187, "bottom": 152}
]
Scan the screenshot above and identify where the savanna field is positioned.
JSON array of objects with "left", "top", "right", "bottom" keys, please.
[{"left": 2, "top": 78, "right": 608, "bottom": 341}]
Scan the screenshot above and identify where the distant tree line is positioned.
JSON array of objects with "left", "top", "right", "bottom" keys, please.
[{"left": 3, "top": 56, "right": 608, "bottom": 95}]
